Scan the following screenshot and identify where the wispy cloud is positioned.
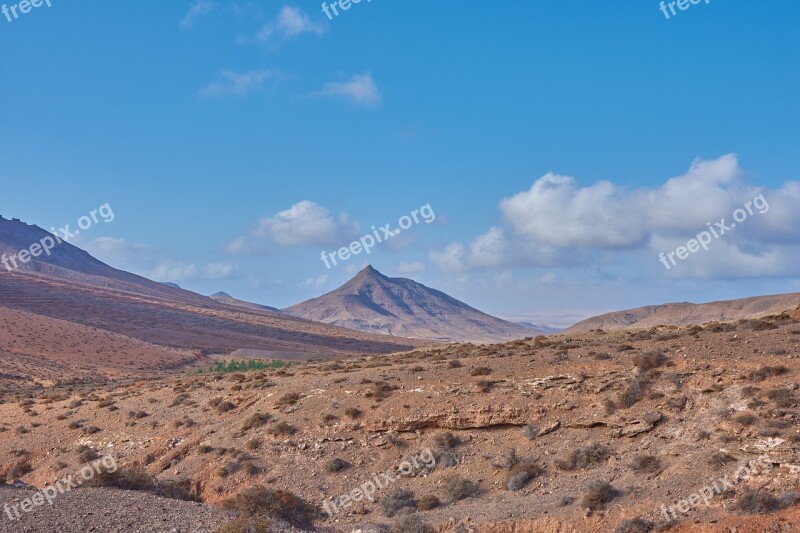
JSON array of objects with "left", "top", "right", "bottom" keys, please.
[
  {"left": 397, "top": 261, "right": 427, "bottom": 275},
  {"left": 199, "top": 68, "right": 281, "bottom": 97},
  {"left": 150, "top": 261, "right": 239, "bottom": 281},
  {"left": 180, "top": 1, "right": 216, "bottom": 29},
  {"left": 300, "top": 274, "right": 328, "bottom": 289},
  {"left": 318, "top": 73, "right": 382, "bottom": 107},
  {"left": 256, "top": 6, "right": 325, "bottom": 42}
]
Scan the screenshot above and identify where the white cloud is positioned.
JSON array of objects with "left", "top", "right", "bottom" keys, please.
[
  {"left": 200, "top": 69, "right": 280, "bottom": 97},
  {"left": 300, "top": 274, "right": 328, "bottom": 289},
  {"left": 150, "top": 261, "right": 239, "bottom": 281},
  {"left": 180, "top": 1, "right": 216, "bottom": 28},
  {"left": 319, "top": 73, "right": 381, "bottom": 107},
  {"left": 397, "top": 261, "right": 426, "bottom": 275},
  {"left": 228, "top": 201, "right": 360, "bottom": 252},
  {"left": 257, "top": 6, "right": 325, "bottom": 42},
  {"left": 431, "top": 154, "right": 800, "bottom": 278}
]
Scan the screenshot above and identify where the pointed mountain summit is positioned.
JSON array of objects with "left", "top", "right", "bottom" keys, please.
[{"left": 283, "top": 265, "right": 536, "bottom": 343}]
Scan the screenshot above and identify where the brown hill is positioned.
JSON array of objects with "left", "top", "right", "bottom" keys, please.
[
  {"left": 566, "top": 292, "right": 800, "bottom": 333},
  {"left": 2, "top": 314, "right": 799, "bottom": 532},
  {"left": 0, "top": 218, "right": 426, "bottom": 385},
  {"left": 284, "top": 266, "right": 535, "bottom": 343}
]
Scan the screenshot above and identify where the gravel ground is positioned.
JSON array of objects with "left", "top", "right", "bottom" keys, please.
[{"left": 0, "top": 486, "right": 234, "bottom": 533}]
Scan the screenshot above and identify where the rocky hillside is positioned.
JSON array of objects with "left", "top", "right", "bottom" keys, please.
[{"left": 2, "top": 313, "right": 799, "bottom": 532}]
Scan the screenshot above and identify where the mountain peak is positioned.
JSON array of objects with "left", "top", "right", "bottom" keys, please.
[
  {"left": 211, "top": 291, "right": 232, "bottom": 298},
  {"left": 356, "top": 265, "right": 385, "bottom": 278},
  {"left": 285, "top": 266, "right": 535, "bottom": 343}
]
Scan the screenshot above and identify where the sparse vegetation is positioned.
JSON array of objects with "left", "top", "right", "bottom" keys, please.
[
  {"left": 324, "top": 458, "right": 349, "bottom": 473},
  {"left": 580, "top": 480, "right": 619, "bottom": 510},
  {"left": 556, "top": 443, "right": 612, "bottom": 471},
  {"left": 748, "top": 365, "right": 789, "bottom": 382},
  {"left": 631, "top": 455, "right": 662, "bottom": 475},
  {"left": 222, "top": 486, "right": 316, "bottom": 529},
  {"left": 443, "top": 476, "right": 479, "bottom": 502},
  {"left": 632, "top": 351, "right": 668, "bottom": 371},
  {"left": 614, "top": 517, "right": 653, "bottom": 533},
  {"left": 381, "top": 489, "right": 417, "bottom": 517},
  {"left": 506, "top": 460, "right": 543, "bottom": 491}
]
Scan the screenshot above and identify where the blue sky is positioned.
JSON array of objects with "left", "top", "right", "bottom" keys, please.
[{"left": 1, "top": 0, "right": 799, "bottom": 326}]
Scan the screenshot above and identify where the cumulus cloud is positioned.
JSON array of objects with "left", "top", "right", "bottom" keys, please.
[
  {"left": 431, "top": 154, "right": 800, "bottom": 278},
  {"left": 180, "top": 1, "right": 216, "bottom": 28},
  {"left": 150, "top": 261, "right": 239, "bottom": 281},
  {"left": 319, "top": 73, "right": 381, "bottom": 107},
  {"left": 257, "top": 6, "right": 325, "bottom": 41},
  {"left": 200, "top": 69, "right": 281, "bottom": 97},
  {"left": 227, "top": 201, "right": 360, "bottom": 252}
]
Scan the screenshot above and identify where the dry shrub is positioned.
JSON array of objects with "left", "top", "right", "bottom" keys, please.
[
  {"left": 469, "top": 366, "right": 492, "bottom": 376},
  {"left": 766, "top": 388, "right": 796, "bottom": 408},
  {"left": 581, "top": 480, "right": 620, "bottom": 510},
  {"left": 324, "top": 458, "right": 349, "bottom": 473},
  {"left": 708, "top": 452, "right": 737, "bottom": 468},
  {"left": 522, "top": 424, "right": 540, "bottom": 439},
  {"left": 614, "top": 517, "right": 653, "bottom": 533},
  {"left": 630, "top": 455, "right": 662, "bottom": 475},
  {"left": 344, "top": 407, "right": 362, "bottom": 419},
  {"left": 632, "top": 351, "right": 668, "bottom": 371},
  {"left": 618, "top": 375, "right": 650, "bottom": 409},
  {"left": 222, "top": 487, "right": 316, "bottom": 529},
  {"left": 733, "top": 412, "right": 758, "bottom": 426},
  {"left": 417, "top": 495, "right": 440, "bottom": 510},
  {"left": 216, "top": 517, "right": 274, "bottom": 533},
  {"left": 242, "top": 412, "right": 271, "bottom": 432},
  {"left": 506, "top": 461, "right": 543, "bottom": 491},
  {"left": 381, "top": 489, "right": 417, "bottom": 517},
  {"left": 432, "top": 432, "right": 460, "bottom": 449},
  {"left": 269, "top": 421, "right": 297, "bottom": 436},
  {"left": 443, "top": 476, "right": 479, "bottom": 502},
  {"left": 735, "top": 490, "right": 800, "bottom": 514},
  {"left": 392, "top": 514, "right": 434, "bottom": 533},
  {"left": 556, "top": 443, "right": 612, "bottom": 471},
  {"left": 748, "top": 366, "right": 789, "bottom": 382},
  {"left": 275, "top": 392, "right": 301, "bottom": 408}
]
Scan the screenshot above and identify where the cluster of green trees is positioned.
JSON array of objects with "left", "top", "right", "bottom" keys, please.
[{"left": 197, "top": 359, "right": 289, "bottom": 373}]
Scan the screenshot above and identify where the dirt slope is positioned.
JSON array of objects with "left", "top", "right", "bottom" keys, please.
[{"left": 2, "top": 314, "right": 799, "bottom": 532}]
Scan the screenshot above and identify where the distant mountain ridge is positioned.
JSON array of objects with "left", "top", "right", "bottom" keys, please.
[
  {"left": 0, "top": 217, "right": 424, "bottom": 362},
  {"left": 284, "top": 266, "right": 536, "bottom": 343},
  {"left": 566, "top": 293, "right": 800, "bottom": 333},
  {"left": 209, "top": 291, "right": 280, "bottom": 312}
]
